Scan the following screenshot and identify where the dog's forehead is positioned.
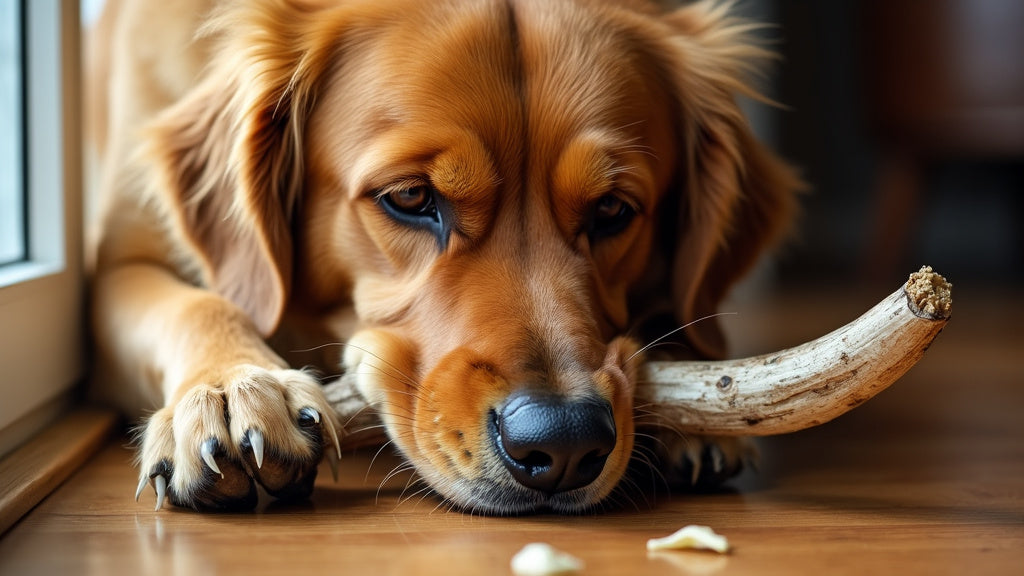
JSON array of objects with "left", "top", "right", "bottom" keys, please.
[
  {"left": 515, "top": 1, "right": 668, "bottom": 139},
  {"left": 339, "top": 0, "right": 668, "bottom": 155},
  {"left": 310, "top": 0, "right": 675, "bottom": 230}
]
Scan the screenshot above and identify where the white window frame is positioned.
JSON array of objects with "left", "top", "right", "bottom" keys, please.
[{"left": 0, "top": 0, "right": 83, "bottom": 457}]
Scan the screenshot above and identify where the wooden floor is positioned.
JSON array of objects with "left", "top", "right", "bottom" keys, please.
[{"left": 1, "top": 282, "right": 1022, "bottom": 575}]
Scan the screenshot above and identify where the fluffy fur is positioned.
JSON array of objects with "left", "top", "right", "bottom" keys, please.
[{"left": 88, "top": 0, "right": 799, "bottom": 513}]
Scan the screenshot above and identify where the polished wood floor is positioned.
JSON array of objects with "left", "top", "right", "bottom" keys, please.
[{"left": 1, "top": 283, "right": 1022, "bottom": 575}]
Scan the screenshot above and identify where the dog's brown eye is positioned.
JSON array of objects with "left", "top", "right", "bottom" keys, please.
[
  {"left": 589, "top": 194, "right": 636, "bottom": 239},
  {"left": 378, "top": 184, "right": 451, "bottom": 249},
  {"left": 386, "top": 186, "right": 434, "bottom": 215},
  {"left": 595, "top": 195, "right": 625, "bottom": 219}
]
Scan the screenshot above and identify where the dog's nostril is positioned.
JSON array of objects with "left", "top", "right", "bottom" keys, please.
[
  {"left": 519, "top": 451, "right": 553, "bottom": 470},
  {"left": 577, "top": 449, "right": 607, "bottom": 478},
  {"left": 492, "top": 392, "right": 616, "bottom": 494}
]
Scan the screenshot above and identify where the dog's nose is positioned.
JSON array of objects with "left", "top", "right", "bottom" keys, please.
[{"left": 494, "top": 391, "right": 616, "bottom": 494}]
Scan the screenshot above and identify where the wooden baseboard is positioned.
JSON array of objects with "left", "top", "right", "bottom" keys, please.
[{"left": 0, "top": 406, "right": 119, "bottom": 535}]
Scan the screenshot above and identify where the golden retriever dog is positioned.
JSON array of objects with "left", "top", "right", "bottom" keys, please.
[{"left": 88, "top": 0, "right": 799, "bottom": 514}]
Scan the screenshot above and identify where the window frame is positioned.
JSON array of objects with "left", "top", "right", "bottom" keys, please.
[{"left": 0, "top": 0, "right": 83, "bottom": 457}]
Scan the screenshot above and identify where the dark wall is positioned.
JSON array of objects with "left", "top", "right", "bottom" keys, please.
[{"left": 764, "top": 1, "right": 1024, "bottom": 287}]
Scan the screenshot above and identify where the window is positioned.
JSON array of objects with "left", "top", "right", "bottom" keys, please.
[
  {"left": 0, "top": 0, "right": 83, "bottom": 457},
  {"left": 0, "top": 1, "right": 25, "bottom": 266}
]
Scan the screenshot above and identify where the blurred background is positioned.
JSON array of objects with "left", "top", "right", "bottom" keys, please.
[{"left": 738, "top": 0, "right": 1023, "bottom": 291}]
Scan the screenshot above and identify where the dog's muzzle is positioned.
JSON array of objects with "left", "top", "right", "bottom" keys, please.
[{"left": 490, "top": 390, "right": 616, "bottom": 494}]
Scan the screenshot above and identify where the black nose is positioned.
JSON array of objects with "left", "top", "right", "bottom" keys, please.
[{"left": 492, "top": 391, "right": 616, "bottom": 494}]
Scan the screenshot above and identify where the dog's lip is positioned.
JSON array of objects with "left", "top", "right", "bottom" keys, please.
[{"left": 441, "top": 475, "right": 602, "bottom": 516}]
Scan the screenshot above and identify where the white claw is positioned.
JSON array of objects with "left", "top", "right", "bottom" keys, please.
[
  {"left": 709, "top": 444, "right": 724, "bottom": 474},
  {"left": 249, "top": 429, "right": 265, "bottom": 469},
  {"left": 154, "top": 475, "right": 167, "bottom": 511},
  {"left": 326, "top": 449, "right": 340, "bottom": 483},
  {"left": 324, "top": 416, "right": 342, "bottom": 460},
  {"left": 686, "top": 446, "right": 702, "bottom": 486},
  {"left": 135, "top": 475, "right": 148, "bottom": 502},
  {"left": 201, "top": 439, "right": 223, "bottom": 478}
]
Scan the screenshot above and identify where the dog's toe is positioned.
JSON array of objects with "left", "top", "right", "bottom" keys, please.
[
  {"left": 224, "top": 369, "right": 338, "bottom": 501},
  {"left": 134, "top": 367, "right": 340, "bottom": 511},
  {"left": 136, "top": 402, "right": 258, "bottom": 512},
  {"left": 673, "top": 436, "right": 754, "bottom": 490},
  {"left": 238, "top": 420, "right": 321, "bottom": 501},
  {"left": 636, "top": 433, "right": 757, "bottom": 492}
]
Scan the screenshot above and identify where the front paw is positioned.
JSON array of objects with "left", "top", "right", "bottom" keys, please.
[
  {"left": 134, "top": 366, "right": 341, "bottom": 511},
  {"left": 673, "top": 436, "right": 756, "bottom": 489},
  {"left": 638, "top": 434, "right": 757, "bottom": 491}
]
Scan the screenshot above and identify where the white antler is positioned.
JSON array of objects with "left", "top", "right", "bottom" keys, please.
[
  {"left": 638, "top": 266, "right": 951, "bottom": 436},
  {"left": 325, "top": 267, "right": 951, "bottom": 445}
]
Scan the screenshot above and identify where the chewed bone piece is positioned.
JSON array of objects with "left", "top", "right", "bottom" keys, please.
[
  {"left": 510, "top": 543, "right": 584, "bottom": 576},
  {"left": 647, "top": 525, "right": 731, "bottom": 553},
  {"left": 325, "top": 267, "right": 951, "bottom": 444},
  {"left": 637, "top": 266, "right": 952, "bottom": 436}
]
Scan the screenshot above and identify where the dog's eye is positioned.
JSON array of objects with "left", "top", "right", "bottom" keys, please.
[
  {"left": 377, "top": 184, "right": 452, "bottom": 249},
  {"left": 382, "top": 186, "right": 437, "bottom": 217},
  {"left": 588, "top": 194, "right": 636, "bottom": 239}
]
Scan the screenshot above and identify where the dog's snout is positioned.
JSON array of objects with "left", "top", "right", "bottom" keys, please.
[{"left": 492, "top": 392, "right": 616, "bottom": 494}]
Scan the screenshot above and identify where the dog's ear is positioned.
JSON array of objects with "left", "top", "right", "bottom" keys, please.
[
  {"left": 145, "top": 3, "right": 339, "bottom": 335},
  {"left": 661, "top": 2, "right": 802, "bottom": 359}
]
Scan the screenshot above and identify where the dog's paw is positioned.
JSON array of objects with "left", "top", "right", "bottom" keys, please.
[
  {"left": 134, "top": 366, "right": 341, "bottom": 511},
  {"left": 644, "top": 435, "right": 757, "bottom": 491},
  {"left": 675, "top": 436, "right": 756, "bottom": 489}
]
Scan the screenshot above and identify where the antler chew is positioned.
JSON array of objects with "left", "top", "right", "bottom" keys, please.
[
  {"left": 324, "top": 267, "right": 951, "bottom": 447},
  {"left": 638, "top": 266, "right": 952, "bottom": 436}
]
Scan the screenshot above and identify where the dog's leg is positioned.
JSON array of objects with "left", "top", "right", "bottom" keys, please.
[{"left": 94, "top": 263, "right": 340, "bottom": 511}]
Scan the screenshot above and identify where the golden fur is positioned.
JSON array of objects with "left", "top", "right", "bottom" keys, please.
[{"left": 89, "top": 0, "right": 799, "bottom": 513}]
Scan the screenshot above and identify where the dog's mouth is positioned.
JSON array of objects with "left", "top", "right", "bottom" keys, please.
[{"left": 343, "top": 332, "right": 638, "bottom": 515}]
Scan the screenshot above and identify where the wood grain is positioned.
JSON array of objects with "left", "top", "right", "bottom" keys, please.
[{"left": 0, "top": 287, "right": 1021, "bottom": 575}]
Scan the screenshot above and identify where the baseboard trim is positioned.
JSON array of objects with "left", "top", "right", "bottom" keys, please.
[{"left": 0, "top": 406, "right": 119, "bottom": 535}]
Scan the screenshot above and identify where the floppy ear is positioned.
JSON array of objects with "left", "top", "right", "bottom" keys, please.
[
  {"left": 662, "top": 2, "right": 802, "bottom": 359},
  {"left": 145, "top": 3, "right": 339, "bottom": 335}
]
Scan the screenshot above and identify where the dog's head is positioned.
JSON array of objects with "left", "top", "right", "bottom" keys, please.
[{"left": 150, "top": 0, "right": 798, "bottom": 514}]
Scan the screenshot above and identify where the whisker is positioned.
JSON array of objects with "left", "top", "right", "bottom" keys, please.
[
  {"left": 608, "top": 478, "right": 647, "bottom": 513},
  {"left": 351, "top": 361, "right": 418, "bottom": 390},
  {"left": 288, "top": 341, "right": 347, "bottom": 354},
  {"left": 344, "top": 342, "right": 420, "bottom": 386},
  {"left": 297, "top": 340, "right": 421, "bottom": 389},
  {"left": 397, "top": 482, "right": 433, "bottom": 509},
  {"left": 625, "top": 449, "right": 670, "bottom": 495},
  {"left": 428, "top": 492, "right": 458, "bottom": 515},
  {"left": 377, "top": 463, "right": 416, "bottom": 504},
  {"left": 365, "top": 440, "right": 397, "bottom": 483},
  {"left": 626, "top": 312, "right": 738, "bottom": 364},
  {"left": 395, "top": 469, "right": 426, "bottom": 504}
]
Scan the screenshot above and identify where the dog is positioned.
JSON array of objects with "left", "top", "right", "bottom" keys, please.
[{"left": 87, "top": 0, "right": 799, "bottom": 514}]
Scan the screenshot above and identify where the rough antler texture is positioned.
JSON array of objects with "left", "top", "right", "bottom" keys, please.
[
  {"left": 324, "top": 267, "right": 951, "bottom": 447},
  {"left": 638, "top": 266, "right": 952, "bottom": 436}
]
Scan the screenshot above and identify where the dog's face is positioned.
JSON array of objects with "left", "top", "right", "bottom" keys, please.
[
  {"left": 152, "top": 0, "right": 797, "bottom": 514},
  {"left": 299, "top": 0, "right": 679, "bottom": 513}
]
